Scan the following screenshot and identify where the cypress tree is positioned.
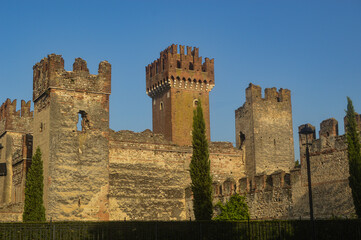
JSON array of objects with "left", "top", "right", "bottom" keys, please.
[
  {"left": 23, "top": 147, "right": 46, "bottom": 222},
  {"left": 345, "top": 97, "right": 361, "bottom": 218},
  {"left": 189, "top": 100, "right": 213, "bottom": 220}
]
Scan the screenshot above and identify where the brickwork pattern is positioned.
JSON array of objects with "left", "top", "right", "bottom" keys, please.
[{"left": 146, "top": 45, "right": 214, "bottom": 146}]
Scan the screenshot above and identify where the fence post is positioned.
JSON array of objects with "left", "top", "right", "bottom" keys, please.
[
  {"left": 247, "top": 217, "right": 251, "bottom": 240},
  {"left": 155, "top": 221, "right": 158, "bottom": 240},
  {"left": 52, "top": 223, "right": 56, "bottom": 240},
  {"left": 199, "top": 222, "right": 202, "bottom": 240},
  {"left": 278, "top": 221, "right": 281, "bottom": 240}
]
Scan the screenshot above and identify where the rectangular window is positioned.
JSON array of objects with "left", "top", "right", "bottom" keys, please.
[{"left": 0, "top": 163, "right": 7, "bottom": 176}]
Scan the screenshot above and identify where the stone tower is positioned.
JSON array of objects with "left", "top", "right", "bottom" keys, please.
[
  {"left": 235, "top": 83, "right": 294, "bottom": 176},
  {"left": 32, "top": 54, "right": 111, "bottom": 220},
  {"left": 146, "top": 45, "right": 215, "bottom": 146}
]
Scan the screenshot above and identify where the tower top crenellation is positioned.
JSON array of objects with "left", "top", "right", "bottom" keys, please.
[
  {"left": 145, "top": 44, "right": 215, "bottom": 98},
  {"left": 33, "top": 54, "right": 111, "bottom": 102}
]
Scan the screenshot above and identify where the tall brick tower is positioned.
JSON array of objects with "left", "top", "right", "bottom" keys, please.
[
  {"left": 146, "top": 44, "right": 215, "bottom": 146},
  {"left": 235, "top": 83, "right": 295, "bottom": 176},
  {"left": 32, "top": 54, "right": 111, "bottom": 221}
]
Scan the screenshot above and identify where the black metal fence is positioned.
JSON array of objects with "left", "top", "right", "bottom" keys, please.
[{"left": 0, "top": 219, "right": 360, "bottom": 240}]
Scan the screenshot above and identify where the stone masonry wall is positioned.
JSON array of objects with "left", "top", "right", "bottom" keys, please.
[
  {"left": 295, "top": 120, "right": 356, "bottom": 219},
  {"left": 238, "top": 170, "right": 295, "bottom": 219},
  {"left": 0, "top": 98, "right": 33, "bottom": 222},
  {"left": 108, "top": 129, "right": 244, "bottom": 221},
  {"left": 0, "top": 132, "right": 30, "bottom": 222},
  {"left": 235, "top": 83, "right": 294, "bottom": 176},
  {"left": 32, "top": 55, "right": 111, "bottom": 221}
]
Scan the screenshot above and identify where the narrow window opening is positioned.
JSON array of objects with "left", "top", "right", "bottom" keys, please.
[
  {"left": 193, "top": 99, "right": 199, "bottom": 107},
  {"left": 77, "top": 113, "right": 82, "bottom": 131},
  {"left": 274, "top": 139, "right": 276, "bottom": 146},
  {"left": 0, "top": 163, "right": 7, "bottom": 176},
  {"left": 177, "top": 60, "right": 181, "bottom": 68},
  {"left": 77, "top": 111, "right": 89, "bottom": 132},
  {"left": 160, "top": 102, "right": 164, "bottom": 111},
  {"left": 239, "top": 132, "right": 246, "bottom": 149},
  {"left": 189, "top": 62, "right": 194, "bottom": 70},
  {"left": 219, "top": 185, "right": 222, "bottom": 195}
]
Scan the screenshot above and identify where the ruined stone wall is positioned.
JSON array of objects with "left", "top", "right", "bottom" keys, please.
[
  {"left": 295, "top": 120, "right": 356, "bottom": 219},
  {"left": 108, "top": 129, "right": 244, "bottom": 221},
  {"left": 33, "top": 54, "right": 111, "bottom": 221},
  {"left": 235, "top": 83, "right": 294, "bottom": 176}
]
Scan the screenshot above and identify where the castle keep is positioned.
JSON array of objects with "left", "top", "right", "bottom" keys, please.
[{"left": 0, "top": 45, "right": 356, "bottom": 221}]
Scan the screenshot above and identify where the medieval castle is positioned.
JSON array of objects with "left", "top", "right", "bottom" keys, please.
[{"left": 0, "top": 45, "right": 356, "bottom": 221}]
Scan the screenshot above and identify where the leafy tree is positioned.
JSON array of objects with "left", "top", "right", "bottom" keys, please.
[
  {"left": 189, "top": 100, "right": 213, "bottom": 220},
  {"left": 214, "top": 193, "right": 249, "bottom": 221},
  {"left": 23, "top": 147, "right": 46, "bottom": 222},
  {"left": 345, "top": 97, "right": 361, "bottom": 218}
]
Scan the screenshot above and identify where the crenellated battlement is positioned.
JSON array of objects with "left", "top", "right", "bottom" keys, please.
[
  {"left": 0, "top": 99, "right": 33, "bottom": 133},
  {"left": 245, "top": 83, "right": 291, "bottom": 104},
  {"left": 145, "top": 44, "right": 215, "bottom": 97},
  {"left": 33, "top": 54, "right": 111, "bottom": 101},
  {"left": 238, "top": 170, "right": 293, "bottom": 194},
  {"left": 298, "top": 119, "right": 347, "bottom": 158}
]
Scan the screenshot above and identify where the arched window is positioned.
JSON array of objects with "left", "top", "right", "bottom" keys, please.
[{"left": 160, "top": 101, "right": 164, "bottom": 111}]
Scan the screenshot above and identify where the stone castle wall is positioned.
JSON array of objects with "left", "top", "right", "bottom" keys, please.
[
  {"left": 295, "top": 120, "right": 356, "bottom": 218},
  {"left": 0, "top": 99, "right": 33, "bottom": 222},
  {"left": 235, "top": 83, "right": 294, "bottom": 176},
  {"left": 0, "top": 51, "right": 356, "bottom": 222},
  {"left": 32, "top": 55, "right": 111, "bottom": 221},
  {"left": 107, "top": 129, "right": 244, "bottom": 221}
]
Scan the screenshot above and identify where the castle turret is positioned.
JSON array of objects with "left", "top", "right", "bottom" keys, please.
[
  {"left": 235, "top": 83, "right": 294, "bottom": 176},
  {"left": 33, "top": 54, "right": 111, "bottom": 221},
  {"left": 145, "top": 45, "right": 215, "bottom": 146}
]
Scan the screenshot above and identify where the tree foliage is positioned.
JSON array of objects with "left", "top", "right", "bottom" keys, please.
[
  {"left": 23, "top": 147, "right": 46, "bottom": 222},
  {"left": 345, "top": 97, "right": 361, "bottom": 218},
  {"left": 189, "top": 100, "right": 213, "bottom": 220},
  {"left": 214, "top": 193, "right": 249, "bottom": 221}
]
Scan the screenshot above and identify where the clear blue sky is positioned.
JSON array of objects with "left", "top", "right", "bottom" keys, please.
[{"left": 1, "top": 0, "right": 360, "bottom": 161}]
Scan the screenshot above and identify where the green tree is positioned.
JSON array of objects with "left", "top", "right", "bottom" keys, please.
[
  {"left": 214, "top": 193, "right": 249, "bottom": 221},
  {"left": 345, "top": 97, "right": 361, "bottom": 218},
  {"left": 294, "top": 159, "right": 300, "bottom": 168},
  {"left": 189, "top": 100, "right": 213, "bottom": 220},
  {"left": 23, "top": 147, "right": 46, "bottom": 222}
]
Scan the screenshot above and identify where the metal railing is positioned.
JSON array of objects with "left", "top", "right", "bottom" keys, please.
[{"left": 0, "top": 219, "right": 360, "bottom": 240}]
